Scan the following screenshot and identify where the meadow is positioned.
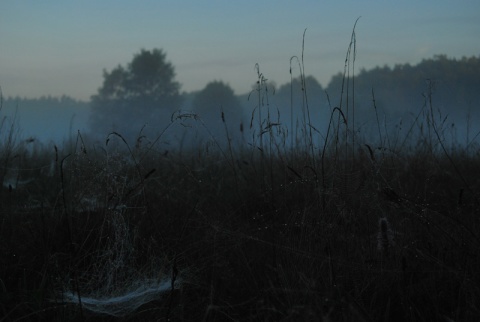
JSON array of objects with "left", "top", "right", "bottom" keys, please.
[{"left": 1, "top": 37, "right": 480, "bottom": 321}]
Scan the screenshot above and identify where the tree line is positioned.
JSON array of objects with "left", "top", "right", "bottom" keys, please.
[{"left": 3, "top": 50, "right": 479, "bottom": 147}]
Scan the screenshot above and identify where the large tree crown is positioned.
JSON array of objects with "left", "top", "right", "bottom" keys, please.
[
  {"left": 92, "top": 48, "right": 180, "bottom": 103},
  {"left": 89, "top": 48, "right": 182, "bottom": 139}
]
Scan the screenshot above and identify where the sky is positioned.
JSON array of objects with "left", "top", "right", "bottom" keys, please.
[{"left": 1, "top": 0, "right": 479, "bottom": 102}]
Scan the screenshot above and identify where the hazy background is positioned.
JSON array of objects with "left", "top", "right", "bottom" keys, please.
[{"left": 0, "top": 1, "right": 479, "bottom": 144}]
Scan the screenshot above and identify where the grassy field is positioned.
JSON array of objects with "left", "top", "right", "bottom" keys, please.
[
  {"left": 1, "top": 36, "right": 480, "bottom": 322},
  {"left": 2, "top": 89, "right": 480, "bottom": 322}
]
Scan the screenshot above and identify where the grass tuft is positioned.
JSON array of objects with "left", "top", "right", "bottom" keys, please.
[{"left": 1, "top": 22, "right": 480, "bottom": 321}]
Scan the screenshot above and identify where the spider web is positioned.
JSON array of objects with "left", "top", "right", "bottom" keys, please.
[{"left": 57, "top": 210, "right": 181, "bottom": 317}]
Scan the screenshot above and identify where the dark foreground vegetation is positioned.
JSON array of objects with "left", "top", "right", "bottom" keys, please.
[
  {"left": 2, "top": 91, "right": 480, "bottom": 322},
  {"left": 2, "top": 33, "right": 480, "bottom": 322}
]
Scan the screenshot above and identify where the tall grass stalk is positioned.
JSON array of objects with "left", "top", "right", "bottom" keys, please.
[
  {"left": 0, "top": 91, "right": 21, "bottom": 194},
  {"left": 2, "top": 23, "right": 480, "bottom": 321}
]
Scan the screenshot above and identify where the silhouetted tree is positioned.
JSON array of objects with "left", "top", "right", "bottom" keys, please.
[
  {"left": 272, "top": 75, "right": 328, "bottom": 147},
  {"left": 89, "top": 49, "right": 182, "bottom": 141},
  {"left": 192, "top": 81, "right": 244, "bottom": 145},
  {"left": 275, "top": 75, "right": 325, "bottom": 117},
  {"left": 326, "top": 55, "right": 480, "bottom": 118}
]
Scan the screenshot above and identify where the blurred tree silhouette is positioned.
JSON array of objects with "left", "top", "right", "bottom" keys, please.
[
  {"left": 275, "top": 75, "right": 325, "bottom": 119},
  {"left": 192, "top": 81, "right": 244, "bottom": 144},
  {"left": 89, "top": 49, "right": 182, "bottom": 141},
  {"left": 325, "top": 54, "right": 480, "bottom": 125}
]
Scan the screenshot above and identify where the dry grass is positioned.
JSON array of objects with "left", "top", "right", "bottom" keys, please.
[
  {"left": 1, "top": 120, "right": 479, "bottom": 321},
  {"left": 1, "top": 24, "right": 480, "bottom": 321}
]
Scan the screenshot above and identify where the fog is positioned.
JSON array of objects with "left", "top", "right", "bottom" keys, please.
[
  {"left": 1, "top": 96, "right": 90, "bottom": 145},
  {"left": 1, "top": 55, "right": 479, "bottom": 154}
]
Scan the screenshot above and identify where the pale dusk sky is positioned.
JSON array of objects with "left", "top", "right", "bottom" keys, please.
[{"left": 1, "top": 0, "right": 479, "bottom": 101}]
